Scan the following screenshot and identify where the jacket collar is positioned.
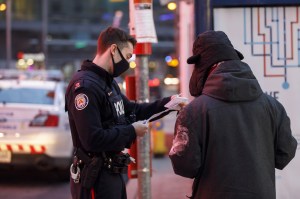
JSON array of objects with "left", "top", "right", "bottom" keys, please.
[{"left": 81, "top": 60, "right": 113, "bottom": 84}]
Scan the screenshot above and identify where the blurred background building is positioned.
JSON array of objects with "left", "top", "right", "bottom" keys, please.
[{"left": 0, "top": 0, "right": 179, "bottom": 97}]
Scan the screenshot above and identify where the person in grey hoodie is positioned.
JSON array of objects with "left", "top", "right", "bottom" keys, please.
[{"left": 169, "top": 30, "right": 297, "bottom": 199}]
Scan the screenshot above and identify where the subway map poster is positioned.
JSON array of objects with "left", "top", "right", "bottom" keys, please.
[{"left": 214, "top": 6, "right": 300, "bottom": 199}]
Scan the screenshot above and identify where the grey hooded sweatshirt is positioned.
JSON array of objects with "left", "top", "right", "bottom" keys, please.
[{"left": 169, "top": 60, "right": 297, "bottom": 199}]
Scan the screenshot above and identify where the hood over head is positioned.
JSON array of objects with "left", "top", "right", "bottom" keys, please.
[
  {"left": 202, "top": 60, "right": 263, "bottom": 102},
  {"left": 187, "top": 30, "right": 244, "bottom": 97}
]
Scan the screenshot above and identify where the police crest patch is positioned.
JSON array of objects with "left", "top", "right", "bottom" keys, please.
[{"left": 75, "top": 93, "right": 89, "bottom": 110}]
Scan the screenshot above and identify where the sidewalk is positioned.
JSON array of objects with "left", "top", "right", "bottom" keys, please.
[{"left": 126, "top": 156, "right": 193, "bottom": 199}]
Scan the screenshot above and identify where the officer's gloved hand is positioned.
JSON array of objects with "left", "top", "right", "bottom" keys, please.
[{"left": 132, "top": 120, "right": 149, "bottom": 137}]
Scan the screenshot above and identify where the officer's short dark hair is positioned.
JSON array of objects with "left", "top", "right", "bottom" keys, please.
[{"left": 97, "top": 26, "right": 137, "bottom": 55}]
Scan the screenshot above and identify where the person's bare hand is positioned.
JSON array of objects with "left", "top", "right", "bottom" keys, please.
[{"left": 132, "top": 120, "right": 149, "bottom": 137}]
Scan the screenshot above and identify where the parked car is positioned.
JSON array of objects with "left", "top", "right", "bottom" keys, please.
[{"left": 0, "top": 70, "right": 72, "bottom": 180}]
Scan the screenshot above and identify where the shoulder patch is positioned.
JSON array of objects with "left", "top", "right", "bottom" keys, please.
[{"left": 75, "top": 93, "right": 89, "bottom": 110}]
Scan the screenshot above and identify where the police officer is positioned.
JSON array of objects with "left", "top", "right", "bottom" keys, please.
[{"left": 65, "top": 26, "right": 173, "bottom": 199}]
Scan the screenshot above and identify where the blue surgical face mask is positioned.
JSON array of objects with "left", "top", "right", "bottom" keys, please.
[{"left": 111, "top": 46, "right": 130, "bottom": 77}]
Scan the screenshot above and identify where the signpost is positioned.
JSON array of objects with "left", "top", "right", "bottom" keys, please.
[{"left": 129, "top": 0, "right": 157, "bottom": 198}]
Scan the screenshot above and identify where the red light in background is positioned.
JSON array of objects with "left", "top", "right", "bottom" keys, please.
[
  {"left": 17, "top": 52, "right": 24, "bottom": 59},
  {"left": 148, "top": 78, "right": 160, "bottom": 87}
]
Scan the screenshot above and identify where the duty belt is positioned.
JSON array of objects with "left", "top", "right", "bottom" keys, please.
[
  {"left": 103, "top": 152, "right": 133, "bottom": 174},
  {"left": 74, "top": 148, "right": 135, "bottom": 174}
]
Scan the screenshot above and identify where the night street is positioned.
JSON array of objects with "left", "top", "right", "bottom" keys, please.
[
  {"left": 0, "top": 156, "right": 193, "bottom": 199},
  {"left": 0, "top": 169, "right": 71, "bottom": 199},
  {"left": 0, "top": 0, "right": 299, "bottom": 199}
]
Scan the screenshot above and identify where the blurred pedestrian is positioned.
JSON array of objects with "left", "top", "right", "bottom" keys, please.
[
  {"left": 169, "top": 30, "right": 297, "bottom": 199},
  {"left": 65, "top": 26, "right": 176, "bottom": 199}
]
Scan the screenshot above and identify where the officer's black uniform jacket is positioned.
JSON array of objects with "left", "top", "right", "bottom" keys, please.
[
  {"left": 65, "top": 60, "right": 171, "bottom": 153},
  {"left": 169, "top": 60, "right": 297, "bottom": 199}
]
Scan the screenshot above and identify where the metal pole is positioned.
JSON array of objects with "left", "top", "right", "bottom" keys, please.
[
  {"left": 179, "top": 0, "right": 194, "bottom": 99},
  {"left": 42, "top": 0, "right": 48, "bottom": 67},
  {"left": 135, "top": 55, "right": 151, "bottom": 199},
  {"left": 6, "top": 0, "right": 12, "bottom": 69},
  {"left": 129, "top": 0, "right": 152, "bottom": 198}
]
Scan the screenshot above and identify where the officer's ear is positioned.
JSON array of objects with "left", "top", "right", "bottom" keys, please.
[{"left": 110, "top": 44, "right": 118, "bottom": 55}]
